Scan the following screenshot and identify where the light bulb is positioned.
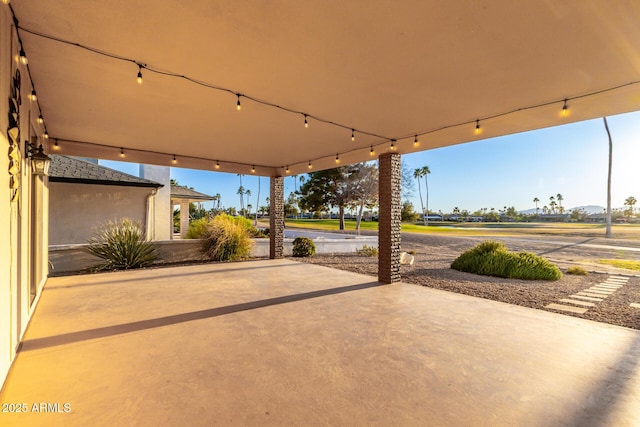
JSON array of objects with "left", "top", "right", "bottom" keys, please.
[
  {"left": 43, "top": 131, "right": 49, "bottom": 139},
  {"left": 414, "top": 135, "right": 419, "bottom": 147},
  {"left": 251, "top": 165, "right": 256, "bottom": 173},
  {"left": 561, "top": 99, "right": 569, "bottom": 117},
  {"left": 474, "top": 119, "right": 481, "bottom": 135},
  {"left": 351, "top": 129, "right": 355, "bottom": 142},
  {"left": 19, "top": 48, "right": 27, "bottom": 65},
  {"left": 37, "top": 114, "right": 44, "bottom": 124},
  {"left": 53, "top": 140, "right": 59, "bottom": 150},
  {"left": 304, "top": 115, "right": 309, "bottom": 128},
  {"left": 29, "top": 90, "right": 37, "bottom": 102},
  {"left": 120, "top": 147, "right": 125, "bottom": 157},
  {"left": 390, "top": 140, "right": 395, "bottom": 150},
  {"left": 215, "top": 160, "right": 220, "bottom": 169},
  {"left": 172, "top": 154, "right": 177, "bottom": 164},
  {"left": 2, "top": 0, "right": 11, "bottom": 5},
  {"left": 370, "top": 146, "right": 375, "bottom": 156},
  {"left": 285, "top": 166, "right": 290, "bottom": 174},
  {"left": 236, "top": 94, "right": 242, "bottom": 111},
  {"left": 308, "top": 161, "right": 312, "bottom": 169},
  {"left": 335, "top": 154, "right": 340, "bottom": 164},
  {"left": 136, "top": 69, "right": 143, "bottom": 85}
]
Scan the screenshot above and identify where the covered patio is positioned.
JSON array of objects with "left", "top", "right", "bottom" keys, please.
[{"left": 2, "top": 260, "right": 639, "bottom": 426}]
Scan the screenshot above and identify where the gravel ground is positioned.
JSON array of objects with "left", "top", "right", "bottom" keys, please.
[{"left": 294, "top": 233, "right": 640, "bottom": 330}]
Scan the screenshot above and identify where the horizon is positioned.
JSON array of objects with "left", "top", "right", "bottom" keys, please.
[{"left": 101, "top": 110, "right": 640, "bottom": 215}]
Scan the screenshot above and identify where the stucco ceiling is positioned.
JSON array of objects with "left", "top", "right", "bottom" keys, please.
[{"left": 11, "top": 0, "right": 640, "bottom": 176}]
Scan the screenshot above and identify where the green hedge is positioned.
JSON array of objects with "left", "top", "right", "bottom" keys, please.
[{"left": 451, "top": 240, "right": 562, "bottom": 280}]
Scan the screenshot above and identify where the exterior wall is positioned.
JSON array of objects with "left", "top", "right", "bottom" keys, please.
[
  {"left": 49, "top": 182, "right": 153, "bottom": 245},
  {"left": 0, "top": 8, "right": 50, "bottom": 389},
  {"left": 139, "top": 165, "right": 171, "bottom": 240}
]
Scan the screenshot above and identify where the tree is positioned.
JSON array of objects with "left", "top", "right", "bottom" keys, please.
[
  {"left": 401, "top": 160, "right": 415, "bottom": 202},
  {"left": 413, "top": 166, "right": 431, "bottom": 226},
  {"left": 533, "top": 197, "right": 540, "bottom": 215},
  {"left": 624, "top": 196, "right": 637, "bottom": 219},
  {"left": 244, "top": 189, "right": 252, "bottom": 218},
  {"left": 401, "top": 201, "right": 419, "bottom": 222},
  {"left": 556, "top": 194, "right": 564, "bottom": 214},
  {"left": 237, "top": 174, "right": 245, "bottom": 213},
  {"left": 603, "top": 117, "right": 613, "bottom": 238}
]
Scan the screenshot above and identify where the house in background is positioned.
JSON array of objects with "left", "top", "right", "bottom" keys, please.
[
  {"left": 49, "top": 155, "right": 163, "bottom": 245},
  {"left": 171, "top": 184, "right": 215, "bottom": 239}
]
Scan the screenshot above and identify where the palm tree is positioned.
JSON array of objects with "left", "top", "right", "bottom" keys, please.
[
  {"left": 624, "top": 196, "right": 637, "bottom": 219},
  {"left": 236, "top": 186, "right": 245, "bottom": 213},
  {"left": 542, "top": 206, "right": 548, "bottom": 215},
  {"left": 603, "top": 117, "right": 613, "bottom": 238},
  {"left": 549, "top": 196, "right": 556, "bottom": 214},
  {"left": 413, "top": 166, "right": 430, "bottom": 225},
  {"left": 533, "top": 197, "right": 540, "bottom": 215},
  {"left": 556, "top": 194, "right": 564, "bottom": 214},
  {"left": 245, "top": 189, "right": 252, "bottom": 218},
  {"left": 215, "top": 193, "right": 221, "bottom": 209}
]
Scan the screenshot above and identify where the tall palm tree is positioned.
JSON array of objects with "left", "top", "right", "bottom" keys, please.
[
  {"left": 604, "top": 117, "right": 613, "bottom": 238},
  {"left": 245, "top": 189, "right": 252, "bottom": 218},
  {"left": 413, "top": 166, "right": 430, "bottom": 225},
  {"left": 556, "top": 193, "right": 564, "bottom": 214},
  {"left": 533, "top": 197, "right": 540, "bottom": 215},
  {"left": 215, "top": 193, "right": 221, "bottom": 209}
]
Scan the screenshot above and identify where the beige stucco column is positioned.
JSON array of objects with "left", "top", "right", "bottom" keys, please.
[
  {"left": 180, "top": 200, "right": 189, "bottom": 238},
  {"left": 378, "top": 153, "right": 402, "bottom": 283},
  {"left": 269, "top": 176, "right": 284, "bottom": 259}
]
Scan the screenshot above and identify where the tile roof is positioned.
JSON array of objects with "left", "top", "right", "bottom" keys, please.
[
  {"left": 49, "top": 155, "right": 162, "bottom": 188},
  {"left": 171, "top": 184, "right": 214, "bottom": 201}
]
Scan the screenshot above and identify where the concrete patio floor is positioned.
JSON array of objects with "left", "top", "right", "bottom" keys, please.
[{"left": 1, "top": 259, "right": 639, "bottom": 426}]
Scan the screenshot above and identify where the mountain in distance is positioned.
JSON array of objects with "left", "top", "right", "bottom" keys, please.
[{"left": 519, "top": 205, "right": 605, "bottom": 215}]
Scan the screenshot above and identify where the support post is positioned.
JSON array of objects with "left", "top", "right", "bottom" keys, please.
[
  {"left": 270, "top": 176, "right": 284, "bottom": 259},
  {"left": 378, "top": 153, "right": 402, "bottom": 283},
  {"left": 179, "top": 200, "right": 189, "bottom": 239}
]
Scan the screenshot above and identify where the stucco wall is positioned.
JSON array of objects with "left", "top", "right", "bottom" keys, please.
[{"left": 49, "top": 182, "right": 154, "bottom": 245}]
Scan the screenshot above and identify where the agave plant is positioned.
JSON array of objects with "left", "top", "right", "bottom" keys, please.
[{"left": 88, "top": 218, "right": 159, "bottom": 271}]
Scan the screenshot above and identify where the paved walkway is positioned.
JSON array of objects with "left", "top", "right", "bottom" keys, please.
[
  {"left": 1, "top": 260, "right": 640, "bottom": 426},
  {"left": 546, "top": 275, "right": 630, "bottom": 314}
]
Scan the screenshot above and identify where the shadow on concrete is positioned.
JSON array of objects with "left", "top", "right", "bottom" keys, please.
[
  {"left": 20, "top": 281, "right": 385, "bottom": 352},
  {"left": 536, "top": 238, "right": 596, "bottom": 256}
]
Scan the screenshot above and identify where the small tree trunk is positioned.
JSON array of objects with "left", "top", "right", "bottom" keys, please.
[
  {"left": 339, "top": 206, "right": 345, "bottom": 230},
  {"left": 603, "top": 117, "right": 613, "bottom": 238},
  {"left": 355, "top": 201, "right": 364, "bottom": 233}
]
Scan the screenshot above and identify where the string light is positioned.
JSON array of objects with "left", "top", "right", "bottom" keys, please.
[
  {"left": 351, "top": 129, "right": 355, "bottom": 142},
  {"left": 308, "top": 161, "right": 312, "bottom": 169},
  {"left": 251, "top": 165, "right": 256, "bottom": 173},
  {"left": 53, "top": 140, "right": 59, "bottom": 150},
  {"left": 37, "top": 114, "right": 44, "bottom": 124},
  {"left": 236, "top": 94, "right": 242, "bottom": 111},
  {"left": 43, "top": 130, "right": 49, "bottom": 139},
  {"left": 2, "top": 0, "right": 11, "bottom": 5},
  {"left": 335, "top": 153, "right": 340, "bottom": 164},
  {"left": 474, "top": 119, "right": 481, "bottom": 135},
  {"left": 18, "top": 48, "right": 27, "bottom": 65},
  {"left": 28, "top": 90, "right": 37, "bottom": 101},
  {"left": 120, "top": 147, "right": 125, "bottom": 157},
  {"left": 285, "top": 166, "right": 290, "bottom": 174},
  {"left": 136, "top": 64, "right": 143, "bottom": 85},
  {"left": 414, "top": 135, "right": 419, "bottom": 147},
  {"left": 370, "top": 146, "right": 375, "bottom": 156},
  {"left": 561, "top": 98, "right": 569, "bottom": 117},
  {"left": 215, "top": 160, "right": 220, "bottom": 169},
  {"left": 390, "top": 140, "right": 396, "bottom": 150},
  {"left": 172, "top": 154, "right": 177, "bottom": 164},
  {"left": 304, "top": 115, "right": 309, "bottom": 128}
]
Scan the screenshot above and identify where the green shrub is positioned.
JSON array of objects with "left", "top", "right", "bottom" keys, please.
[
  {"left": 201, "top": 213, "right": 254, "bottom": 261},
  {"left": 356, "top": 245, "right": 378, "bottom": 257},
  {"left": 88, "top": 218, "right": 159, "bottom": 271},
  {"left": 566, "top": 266, "right": 588, "bottom": 276},
  {"left": 292, "top": 237, "right": 316, "bottom": 257},
  {"left": 451, "top": 240, "right": 562, "bottom": 280},
  {"left": 186, "top": 217, "right": 210, "bottom": 239}
]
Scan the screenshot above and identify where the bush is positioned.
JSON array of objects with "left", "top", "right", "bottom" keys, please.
[
  {"left": 292, "top": 237, "right": 316, "bottom": 257},
  {"left": 201, "top": 213, "right": 254, "bottom": 261},
  {"left": 88, "top": 218, "right": 159, "bottom": 271},
  {"left": 186, "top": 217, "right": 210, "bottom": 239},
  {"left": 566, "top": 266, "right": 588, "bottom": 276},
  {"left": 451, "top": 240, "right": 562, "bottom": 280},
  {"left": 356, "top": 245, "right": 378, "bottom": 257}
]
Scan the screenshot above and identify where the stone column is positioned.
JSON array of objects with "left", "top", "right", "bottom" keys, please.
[
  {"left": 378, "top": 153, "right": 402, "bottom": 283},
  {"left": 180, "top": 200, "right": 189, "bottom": 239},
  {"left": 270, "top": 176, "right": 284, "bottom": 259}
]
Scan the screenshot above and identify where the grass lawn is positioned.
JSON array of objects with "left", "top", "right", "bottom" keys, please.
[
  {"left": 597, "top": 259, "right": 640, "bottom": 271},
  {"left": 283, "top": 219, "right": 640, "bottom": 239}
]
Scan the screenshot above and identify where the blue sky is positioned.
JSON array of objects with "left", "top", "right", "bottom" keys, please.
[{"left": 102, "top": 111, "right": 640, "bottom": 214}]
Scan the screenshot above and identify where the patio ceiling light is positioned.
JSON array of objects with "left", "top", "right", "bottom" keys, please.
[
  {"left": 475, "top": 119, "right": 482, "bottom": 135},
  {"left": 561, "top": 99, "right": 569, "bottom": 117},
  {"left": 215, "top": 160, "right": 220, "bottom": 169},
  {"left": 18, "top": 47, "right": 27, "bottom": 64},
  {"left": 136, "top": 64, "right": 143, "bottom": 85},
  {"left": 351, "top": 129, "right": 355, "bottom": 142},
  {"left": 172, "top": 154, "right": 177, "bottom": 164},
  {"left": 236, "top": 94, "right": 242, "bottom": 111},
  {"left": 120, "top": 147, "right": 125, "bottom": 157},
  {"left": 304, "top": 114, "right": 309, "bottom": 128},
  {"left": 26, "top": 143, "right": 51, "bottom": 176},
  {"left": 414, "top": 135, "right": 419, "bottom": 147},
  {"left": 28, "top": 89, "right": 37, "bottom": 101},
  {"left": 37, "top": 114, "right": 44, "bottom": 124}
]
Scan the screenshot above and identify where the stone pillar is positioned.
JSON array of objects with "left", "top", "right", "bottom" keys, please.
[
  {"left": 270, "top": 176, "right": 284, "bottom": 259},
  {"left": 378, "top": 153, "right": 402, "bottom": 283},
  {"left": 180, "top": 200, "right": 189, "bottom": 239}
]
